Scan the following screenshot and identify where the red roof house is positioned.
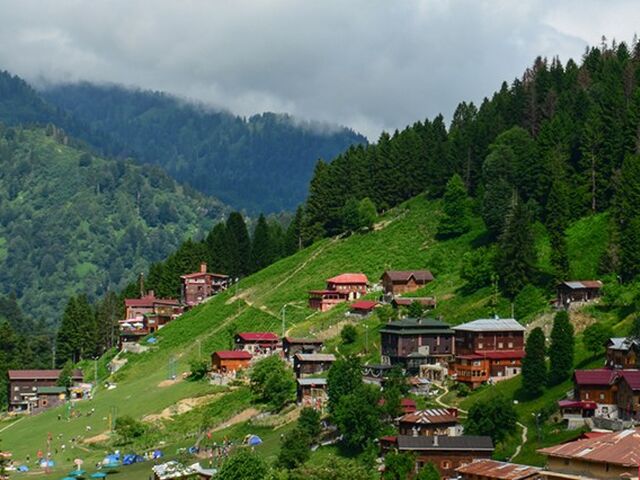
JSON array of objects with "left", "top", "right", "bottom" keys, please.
[
  {"left": 350, "top": 300, "right": 379, "bottom": 315},
  {"left": 211, "top": 350, "right": 252, "bottom": 372},
  {"left": 309, "top": 273, "right": 369, "bottom": 312},
  {"left": 235, "top": 332, "right": 280, "bottom": 353},
  {"left": 180, "top": 262, "right": 230, "bottom": 307}
]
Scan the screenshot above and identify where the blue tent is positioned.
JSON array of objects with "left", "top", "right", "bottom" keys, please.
[
  {"left": 152, "top": 449, "right": 163, "bottom": 459},
  {"left": 147, "top": 337, "right": 157, "bottom": 344},
  {"left": 187, "top": 446, "right": 198, "bottom": 454},
  {"left": 17, "top": 465, "right": 29, "bottom": 472},
  {"left": 40, "top": 460, "right": 55, "bottom": 468},
  {"left": 247, "top": 435, "right": 263, "bottom": 446},
  {"left": 122, "top": 454, "right": 144, "bottom": 465}
]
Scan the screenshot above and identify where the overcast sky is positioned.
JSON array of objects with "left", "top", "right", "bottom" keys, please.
[{"left": 0, "top": 0, "right": 638, "bottom": 139}]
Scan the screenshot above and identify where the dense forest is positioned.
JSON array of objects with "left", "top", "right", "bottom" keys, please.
[
  {"left": 297, "top": 39, "right": 640, "bottom": 296},
  {"left": 0, "top": 125, "right": 226, "bottom": 321},
  {"left": 40, "top": 83, "right": 367, "bottom": 212}
]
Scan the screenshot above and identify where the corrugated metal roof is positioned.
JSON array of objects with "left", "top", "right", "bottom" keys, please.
[
  {"left": 382, "top": 270, "right": 434, "bottom": 282},
  {"left": 455, "top": 459, "right": 541, "bottom": 480},
  {"left": 399, "top": 408, "right": 459, "bottom": 425},
  {"left": 8, "top": 369, "right": 83, "bottom": 380},
  {"left": 538, "top": 428, "right": 640, "bottom": 467},
  {"left": 397, "top": 434, "right": 493, "bottom": 451},
  {"left": 213, "top": 350, "right": 252, "bottom": 360},
  {"left": 573, "top": 369, "right": 618, "bottom": 386},
  {"left": 453, "top": 318, "right": 525, "bottom": 332},
  {"left": 236, "top": 332, "right": 279, "bottom": 342},
  {"left": 297, "top": 378, "right": 327, "bottom": 386},
  {"left": 350, "top": 300, "right": 379, "bottom": 310},
  {"left": 620, "top": 370, "right": 640, "bottom": 390},
  {"left": 561, "top": 280, "right": 603, "bottom": 290},
  {"left": 294, "top": 353, "right": 336, "bottom": 362}
]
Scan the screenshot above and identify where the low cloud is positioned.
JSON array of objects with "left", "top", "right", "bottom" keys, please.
[{"left": 0, "top": 0, "right": 637, "bottom": 139}]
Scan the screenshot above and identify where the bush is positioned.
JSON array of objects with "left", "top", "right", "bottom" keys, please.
[
  {"left": 188, "top": 359, "right": 209, "bottom": 380},
  {"left": 218, "top": 449, "right": 268, "bottom": 480},
  {"left": 250, "top": 355, "right": 296, "bottom": 411},
  {"left": 298, "top": 407, "right": 322, "bottom": 440},
  {"left": 114, "top": 415, "right": 147, "bottom": 445},
  {"left": 460, "top": 247, "right": 495, "bottom": 291},
  {"left": 463, "top": 395, "right": 517, "bottom": 443},
  {"left": 340, "top": 324, "right": 357, "bottom": 344},
  {"left": 513, "top": 284, "right": 547, "bottom": 320},
  {"left": 277, "top": 427, "right": 311, "bottom": 469}
]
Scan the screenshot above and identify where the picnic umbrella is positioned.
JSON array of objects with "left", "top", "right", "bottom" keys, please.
[
  {"left": 69, "top": 469, "right": 86, "bottom": 476},
  {"left": 90, "top": 473, "right": 107, "bottom": 478},
  {"left": 61, "top": 477, "right": 76, "bottom": 480}
]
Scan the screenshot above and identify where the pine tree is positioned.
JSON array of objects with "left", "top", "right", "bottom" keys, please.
[
  {"left": 250, "top": 214, "right": 272, "bottom": 273},
  {"left": 496, "top": 196, "right": 536, "bottom": 298},
  {"left": 95, "top": 290, "right": 121, "bottom": 353},
  {"left": 56, "top": 297, "right": 80, "bottom": 365},
  {"left": 546, "top": 173, "right": 571, "bottom": 279},
  {"left": 285, "top": 206, "right": 304, "bottom": 255},
  {"left": 206, "top": 223, "right": 231, "bottom": 273},
  {"left": 437, "top": 173, "right": 471, "bottom": 238},
  {"left": 615, "top": 155, "right": 640, "bottom": 281},
  {"left": 225, "top": 212, "right": 251, "bottom": 277},
  {"left": 522, "top": 327, "right": 547, "bottom": 398},
  {"left": 548, "top": 311, "right": 575, "bottom": 385},
  {"left": 481, "top": 144, "right": 516, "bottom": 238}
]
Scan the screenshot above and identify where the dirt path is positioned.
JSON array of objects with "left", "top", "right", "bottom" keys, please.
[
  {"left": 0, "top": 417, "right": 24, "bottom": 433},
  {"left": 210, "top": 408, "right": 260, "bottom": 432},
  {"left": 510, "top": 422, "right": 528, "bottom": 461},
  {"left": 434, "top": 385, "right": 467, "bottom": 414},
  {"left": 143, "top": 393, "right": 222, "bottom": 422}
]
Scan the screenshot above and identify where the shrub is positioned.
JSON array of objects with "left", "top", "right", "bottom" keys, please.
[
  {"left": 188, "top": 359, "right": 209, "bottom": 380},
  {"left": 340, "top": 324, "right": 357, "bottom": 344}
]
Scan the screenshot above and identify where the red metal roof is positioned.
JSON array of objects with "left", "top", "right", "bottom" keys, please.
[
  {"left": 236, "top": 332, "right": 279, "bottom": 342},
  {"left": 455, "top": 459, "right": 541, "bottom": 480},
  {"left": 538, "top": 428, "right": 640, "bottom": 467},
  {"left": 574, "top": 368, "right": 618, "bottom": 386},
  {"left": 350, "top": 300, "right": 379, "bottom": 311},
  {"left": 8, "top": 369, "right": 83, "bottom": 380},
  {"left": 326, "top": 273, "right": 368, "bottom": 284},
  {"left": 558, "top": 400, "right": 597, "bottom": 409},
  {"left": 620, "top": 370, "right": 640, "bottom": 390},
  {"left": 480, "top": 350, "right": 525, "bottom": 360},
  {"left": 125, "top": 294, "right": 179, "bottom": 307},
  {"left": 213, "top": 350, "right": 252, "bottom": 360}
]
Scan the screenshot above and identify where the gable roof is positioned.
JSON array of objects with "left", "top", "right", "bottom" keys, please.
[
  {"left": 213, "top": 350, "right": 252, "bottom": 360},
  {"left": 399, "top": 408, "right": 459, "bottom": 425},
  {"left": 452, "top": 318, "right": 525, "bottom": 333},
  {"left": 350, "top": 300, "right": 379, "bottom": 311},
  {"left": 397, "top": 435, "right": 493, "bottom": 451},
  {"left": 180, "top": 272, "right": 229, "bottom": 280},
  {"left": 455, "top": 459, "right": 541, "bottom": 480},
  {"left": 561, "top": 280, "right": 603, "bottom": 290},
  {"left": 294, "top": 353, "right": 336, "bottom": 362},
  {"left": 236, "top": 332, "right": 279, "bottom": 342},
  {"left": 297, "top": 378, "right": 328, "bottom": 386},
  {"left": 382, "top": 270, "right": 434, "bottom": 283},
  {"left": 8, "top": 369, "right": 83, "bottom": 381},
  {"left": 538, "top": 428, "right": 640, "bottom": 467},
  {"left": 574, "top": 368, "right": 618, "bottom": 386},
  {"left": 379, "top": 317, "right": 454, "bottom": 335},
  {"left": 619, "top": 370, "right": 640, "bottom": 391},
  {"left": 326, "top": 273, "right": 368, "bottom": 284}
]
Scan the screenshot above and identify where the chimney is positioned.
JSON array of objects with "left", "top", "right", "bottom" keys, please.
[
  {"left": 148, "top": 290, "right": 155, "bottom": 299},
  {"left": 200, "top": 262, "right": 207, "bottom": 274},
  {"left": 433, "top": 436, "right": 439, "bottom": 447}
]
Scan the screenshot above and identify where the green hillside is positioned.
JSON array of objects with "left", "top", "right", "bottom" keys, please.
[
  {"left": 1, "top": 194, "right": 610, "bottom": 478},
  {"left": 0, "top": 126, "right": 225, "bottom": 321}
]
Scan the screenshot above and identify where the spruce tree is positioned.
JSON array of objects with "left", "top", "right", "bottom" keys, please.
[
  {"left": 481, "top": 144, "right": 516, "bottom": 238},
  {"left": 285, "top": 206, "right": 304, "bottom": 255},
  {"left": 250, "top": 214, "right": 272, "bottom": 272},
  {"left": 522, "top": 327, "right": 547, "bottom": 398},
  {"left": 546, "top": 174, "right": 571, "bottom": 279},
  {"left": 548, "top": 311, "right": 575, "bottom": 385},
  {"left": 438, "top": 173, "right": 471, "bottom": 238},
  {"left": 496, "top": 196, "right": 536, "bottom": 298},
  {"left": 206, "top": 222, "right": 231, "bottom": 273},
  {"left": 615, "top": 155, "right": 640, "bottom": 281},
  {"left": 56, "top": 297, "right": 80, "bottom": 365},
  {"left": 225, "top": 212, "right": 252, "bottom": 277}
]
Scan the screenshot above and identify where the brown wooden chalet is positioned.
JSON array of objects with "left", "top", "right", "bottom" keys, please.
[
  {"left": 605, "top": 337, "right": 640, "bottom": 369},
  {"left": 180, "top": 262, "right": 230, "bottom": 308},
  {"left": 293, "top": 353, "right": 336, "bottom": 378},
  {"left": 211, "top": 350, "right": 252, "bottom": 373},
  {"left": 384, "top": 435, "right": 494, "bottom": 479},
  {"left": 380, "top": 317, "right": 455, "bottom": 372},
  {"left": 8, "top": 369, "right": 83, "bottom": 413},
  {"left": 452, "top": 318, "right": 525, "bottom": 389},
  {"left": 455, "top": 459, "right": 541, "bottom": 480},
  {"left": 121, "top": 291, "right": 183, "bottom": 347},
  {"left": 559, "top": 369, "right": 619, "bottom": 422},
  {"left": 234, "top": 332, "right": 280, "bottom": 354},
  {"left": 398, "top": 408, "right": 463, "bottom": 437},
  {"left": 556, "top": 280, "right": 603, "bottom": 308},
  {"left": 615, "top": 370, "right": 640, "bottom": 420},
  {"left": 296, "top": 377, "right": 327, "bottom": 410},
  {"left": 381, "top": 270, "right": 434, "bottom": 295},
  {"left": 308, "top": 273, "right": 368, "bottom": 312},
  {"left": 282, "top": 337, "right": 323, "bottom": 359}
]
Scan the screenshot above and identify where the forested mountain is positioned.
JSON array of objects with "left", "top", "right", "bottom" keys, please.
[
  {"left": 40, "top": 83, "right": 367, "bottom": 213},
  {"left": 0, "top": 125, "right": 225, "bottom": 322},
  {"left": 299, "top": 40, "right": 640, "bottom": 295}
]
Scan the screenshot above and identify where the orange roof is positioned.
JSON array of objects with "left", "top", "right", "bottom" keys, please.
[
  {"left": 538, "top": 428, "right": 640, "bottom": 467},
  {"left": 326, "top": 273, "right": 368, "bottom": 284},
  {"left": 455, "top": 459, "right": 541, "bottom": 480}
]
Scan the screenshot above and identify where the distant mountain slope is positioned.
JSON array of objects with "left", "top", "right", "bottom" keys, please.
[
  {"left": 40, "top": 82, "right": 367, "bottom": 212},
  {"left": 0, "top": 126, "right": 225, "bottom": 321}
]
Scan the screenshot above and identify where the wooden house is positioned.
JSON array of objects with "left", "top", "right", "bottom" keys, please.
[
  {"left": 180, "top": 263, "right": 230, "bottom": 308},
  {"left": 615, "top": 370, "right": 640, "bottom": 420},
  {"left": 386, "top": 435, "right": 494, "bottom": 479},
  {"left": 7, "top": 369, "right": 83, "bottom": 413},
  {"left": 380, "top": 317, "right": 455, "bottom": 373},
  {"left": 234, "top": 332, "right": 280, "bottom": 354},
  {"left": 282, "top": 337, "right": 323, "bottom": 359},
  {"left": 398, "top": 408, "right": 463, "bottom": 437},
  {"left": 538, "top": 428, "right": 640, "bottom": 480},
  {"left": 349, "top": 300, "right": 379, "bottom": 316},
  {"left": 605, "top": 337, "right": 640, "bottom": 369},
  {"left": 556, "top": 280, "right": 603, "bottom": 309},
  {"left": 296, "top": 378, "right": 327, "bottom": 410},
  {"left": 308, "top": 273, "right": 368, "bottom": 311},
  {"left": 381, "top": 270, "right": 434, "bottom": 295},
  {"left": 293, "top": 353, "right": 335, "bottom": 378},
  {"left": 455, "top": 459, "right": 541, "bottom": 480},
  {"left": 122, "top": 292, "right": 183, "bottom": 347},
  {"left": 452, "top": 318, "right": 525, "bottom": 389},
  {"left": 211, "top": 350, "right": 251, "bottom": 373}
]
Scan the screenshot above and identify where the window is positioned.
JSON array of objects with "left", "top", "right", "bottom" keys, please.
[
  {"left": 498, "top": 342, "right": 503, "bottom": 348},
  {"left": 441, "top": 460, "right": 451, "bottom": 469},
  {"left": 600, "top": 393, "right": 605, "bottom": 400},
  {"left": 13, "top": 387, "right": 18, "bottom": 392},
  {"left": 585, "top": 393, "right": 590, "bottom": 399},
  {"left": 478, "top": 343, "right": 484, "bottom": 349},
  {"left": 508, "top": 342, "right": 513, "bottom": 348}
]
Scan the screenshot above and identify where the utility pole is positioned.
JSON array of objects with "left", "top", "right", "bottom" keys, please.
[{"left": 364, "top": 324, "right": 369, "bottom": 353}]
